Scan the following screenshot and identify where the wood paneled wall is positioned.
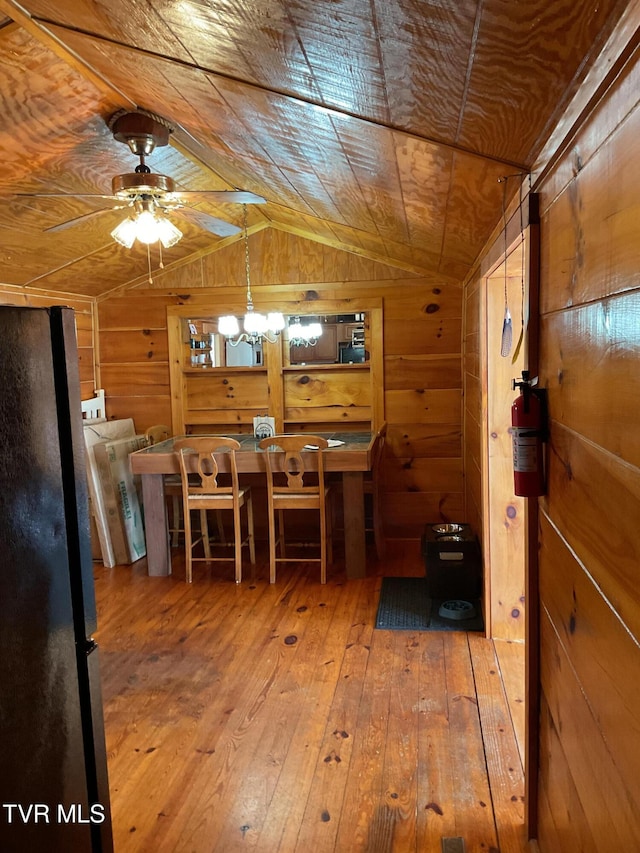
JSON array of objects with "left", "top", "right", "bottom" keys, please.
[
  {"left": 462, "top": 227, "right": 531, "bottom": 644},
  {"left": 0, "top": 285, "right": 96, "bottom": 400},
  {"left": 534, "top": 50, "right": 640, "bottom": 850},
  {"left": 98, "top": 232, "right": 464, "bottom": 537},
  {"left": 464, "top": 25, "right": 640, "bottom": 850},
  {"left": 463, "top": 273, "right": 483, "bottom": 542}
]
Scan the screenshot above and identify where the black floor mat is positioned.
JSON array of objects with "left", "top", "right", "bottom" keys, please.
[{"left": 375, "top": 577, "right": 484, "bottom": 632}]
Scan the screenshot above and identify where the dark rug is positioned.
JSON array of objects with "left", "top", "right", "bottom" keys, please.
[{"left": 375, "top": 577, "right": 484, "bottom": 632}]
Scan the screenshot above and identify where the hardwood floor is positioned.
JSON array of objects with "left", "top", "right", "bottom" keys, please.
[{"left": 94, "top": 541, "right": 527, "bottom": 852}]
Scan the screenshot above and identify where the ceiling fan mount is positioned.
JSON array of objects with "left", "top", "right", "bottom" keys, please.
[
  {"left": 109, "top": 109, "right": 173, "bottom": 157},
  {"left": 108, "top": 110, "right": 177, "bottom": 199}
]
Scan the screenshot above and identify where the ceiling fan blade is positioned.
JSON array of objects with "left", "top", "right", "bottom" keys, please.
[
  {"left": 176, "top": 207, "right": 241, "bottom": 237},
  {"left": 44, "top": 207, "right": 116, "bottom": 233},
  {"left": 174, "top": 191, "right": 266, "bottom": 204},
  {"left": 15, "top": 192, "right": 118, "bottom": 200},
  {"left": 12, "top": 190, "right": 266, "bottom": 203}
]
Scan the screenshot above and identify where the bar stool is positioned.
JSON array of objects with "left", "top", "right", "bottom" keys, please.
[
  {"left": 258, "top": 434, "right": 332, "bottom": 584},
  {"left": 144, "top": 425, "right": 224, "bottom": 549},
  {"left": 174, "top": 437, "right": 256, "bottom": 583}
]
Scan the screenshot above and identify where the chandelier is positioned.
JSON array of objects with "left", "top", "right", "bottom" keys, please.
[
  {"left": 111, "top": 198, "right": 183, "bottom": 249},
  {"left": 288, "top": 317, "right": 323, "bottom": 346},
  {"left": 219, "top": 205, "right": 285, "bottom": 345}
]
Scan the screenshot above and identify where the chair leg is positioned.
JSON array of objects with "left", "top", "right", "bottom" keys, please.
[
  {"left": 233, "top": 506, "right": 242, "bottom": 584},
  {"left": 269, "top": 508, "right": 277, "bottom": 584},
  {"left": 246, "top": 494, "right": 256, "bottom": 568},
  {"left": 319, "top": 502, "right": 327, "bottom": 585},
  {"left": 200, "top": 509, "right": 211, "bottom": 558},
  {"left": 184, "top": 505, "right": 193, "bottom": 584},
  {"left": 277, "top": 510, "right": 286, "bottom": 558},
  {"left": 215, "top": 510, "right": 226, "bottom": 544}
]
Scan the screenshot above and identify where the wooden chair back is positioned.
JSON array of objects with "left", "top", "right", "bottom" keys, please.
[
  {"left": 145, "top": 423, "right": 172, "bottom": 446},
  {"left": 258, "top": 434, "right": 328, "bottom": 496},
  {"left": 173, "top": 436, "right": 241, "bottom": 498},
  {"left": 81, "top": 389, "right": 106, "bottom": 423}
]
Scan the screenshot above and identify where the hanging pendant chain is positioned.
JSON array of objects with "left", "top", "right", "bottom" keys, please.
[{"left": 243, "top": 204, "right": 254, "bottom": 311}]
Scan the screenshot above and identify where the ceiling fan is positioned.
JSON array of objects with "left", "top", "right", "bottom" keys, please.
[{"left": 15, "top": 109, "right": 266, "bottom": 243}]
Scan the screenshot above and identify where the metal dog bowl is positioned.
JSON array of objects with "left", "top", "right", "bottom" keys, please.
[
  {"left": 432, "top": 523, "right": 465, "bottom": 535},
  {"left": 436, "top": 533, "right": 465, "bottom": 542}
]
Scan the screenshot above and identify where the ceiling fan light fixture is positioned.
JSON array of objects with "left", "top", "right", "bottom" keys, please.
[
  {"left": 134, "top": 209, "right": 162, "bottom": 244},
  {"left": 154, "top": 216, "right": 183, "bottom": 248},
  {"left": 110, "top": 209, "right": 183, "bottom": 249},
  {"left": 110, "top": 217, "right": 137, "bottom": 249}
]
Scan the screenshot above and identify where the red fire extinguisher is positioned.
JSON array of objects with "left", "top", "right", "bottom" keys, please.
[{"left": 511, "top": 370, "right": 546, "bottom": 496}]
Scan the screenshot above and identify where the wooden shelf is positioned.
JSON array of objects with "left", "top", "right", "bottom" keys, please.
[
  {"left": 182, "top": 366, "right": 268, "bottom": 374},
  {"left": 283, "top": 362, "right": 369, "bottom": 372}
]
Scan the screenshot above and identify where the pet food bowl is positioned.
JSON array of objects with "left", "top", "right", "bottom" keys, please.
[
  {"left": 438, "top": 599, "right": 477, "bottom": 620},
  {"left": 432, "top": 522, "right": 465, "bottom": 535}
]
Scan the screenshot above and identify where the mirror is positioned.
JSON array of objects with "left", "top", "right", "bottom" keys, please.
[
  {"left": 285, "top": 313, "right": 368, "bottom": 365},
  {"left": 184, "top": 318, "right": 264, "bottom": 368},
  {"left": 182, "top": 312, "right": 369, "bottom": 368}
]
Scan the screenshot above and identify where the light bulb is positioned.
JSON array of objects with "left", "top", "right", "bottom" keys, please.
[{"left": 134, "top": 210, "right": 161, "bottom": 244}]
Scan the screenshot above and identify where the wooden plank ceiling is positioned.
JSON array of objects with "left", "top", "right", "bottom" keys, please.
[{"left": 0, "top": 0, "right": 629, "bottom": 297}]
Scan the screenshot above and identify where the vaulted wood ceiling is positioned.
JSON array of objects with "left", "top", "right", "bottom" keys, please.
[{"left": 0, "top": 0, "right": 629, "bottom": 297}]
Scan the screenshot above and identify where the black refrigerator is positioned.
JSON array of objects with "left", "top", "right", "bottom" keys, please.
[{"left": 0, "top": 306, "right": 113, "bottom": 852}]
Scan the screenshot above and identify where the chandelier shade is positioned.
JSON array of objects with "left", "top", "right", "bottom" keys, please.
[{"left": 218, "top": 314, "right": 241, "bottom": 337}]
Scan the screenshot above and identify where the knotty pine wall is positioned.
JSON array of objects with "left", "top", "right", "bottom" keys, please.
[
  {"left": 97, "top": 230, "right": 464, "bottom": 538},
  {"left": 464, "top": 34, "right": 640, "bottom": 851},
  {"left": 0, "top": 285, "right": 96, "bottom": 400},
  {"left": 462, "top": 228, "right": 530, "bottom": 643}
]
